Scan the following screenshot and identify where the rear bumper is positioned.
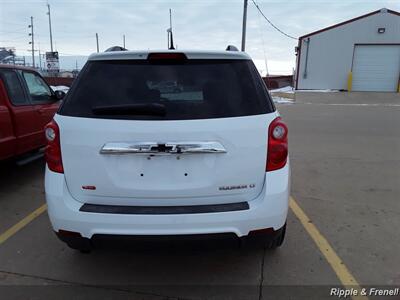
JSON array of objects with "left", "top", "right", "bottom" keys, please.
[{"left": 45, "top": 163, "right": 290, "bottom": 238}]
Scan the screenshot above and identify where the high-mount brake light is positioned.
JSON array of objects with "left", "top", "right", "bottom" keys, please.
[
  {"left": 266, "top": 117, "right": 288, "bottom": 172},
  {"left": 44, "top": 120, "right": 64, "bottom": 173},
  {"left": 147, "top": 53, "right": 187, "bottom": 60}
]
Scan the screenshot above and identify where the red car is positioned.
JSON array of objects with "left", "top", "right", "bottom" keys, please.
[{"left": 0, "top": 64, "right": 63, "bottom": 161}]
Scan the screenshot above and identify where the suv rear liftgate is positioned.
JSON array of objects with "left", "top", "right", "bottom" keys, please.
[{"left": 56, "top": 55, "right": 276, "bottom": 207}]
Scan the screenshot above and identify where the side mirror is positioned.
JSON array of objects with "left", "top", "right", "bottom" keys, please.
[{"left": 54, "top": 90, "right": 66, "bottom": 100}]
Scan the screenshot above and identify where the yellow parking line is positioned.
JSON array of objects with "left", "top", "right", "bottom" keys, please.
[
  {"left": 0, "top": 204, "right": 47, "bottom": 245},
  {"left": 290, "top": 196, "right": 368, "bottom": 300}
]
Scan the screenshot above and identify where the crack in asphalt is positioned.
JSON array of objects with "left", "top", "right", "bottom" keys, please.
[
  {"left": 0, "top": 270, "right": 194, "bottom": 300},
  {"left": 258, "top": 247, "right": 267, "bottom": 300}
]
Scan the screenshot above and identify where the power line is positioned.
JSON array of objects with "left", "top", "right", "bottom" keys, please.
[
  {"left": 0, "top": 21, "right": 28, "bottom": 28},
  {"left": 58, "top": 52, "right": 88, "bottom": 56},
  {"left": 0, "top": 36, "right": 29, "bottom": 42},
  {"left": 256, "top": 5, "right": 269, "bottom": 76},
  {"left": 0, "top": 28, "right": 28, "bottom": 34},
  {"left": 251, "top": 0, "right": 297, "bottom": 40}
]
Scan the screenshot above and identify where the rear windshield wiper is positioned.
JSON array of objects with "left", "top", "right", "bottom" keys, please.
[{"left": 92, "top": 103, "right": 166, "bottom": 116}]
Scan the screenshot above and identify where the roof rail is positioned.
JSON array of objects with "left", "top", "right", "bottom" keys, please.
[
  {"left": 226, "top": 45, "right": 239, "bottom": 51},
  {"left": 105, "top": 46, "right": 128, "bottom": 52}
]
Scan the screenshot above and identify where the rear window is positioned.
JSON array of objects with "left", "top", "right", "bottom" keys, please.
[{"left": 59, "top": 59, "right": 274, "bottom": 120}]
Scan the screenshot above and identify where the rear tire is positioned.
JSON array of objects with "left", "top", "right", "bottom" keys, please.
[
  {"left": 266, "top": 223, "right": 286, "bottom": 249},
  {"left": 243, "top": 223, "right": 286, "bottom": 250},
  {"left": 78, "top": 248, "right": 92, "bottom": 254},
  {"left": 56, "top": 232, "right": 92, "bottom": 253},
  {"left": 65, "top": 237, "right": 92, "bottom": 252},
  {"left": 66, "top": 241, "right": 92, "bottom": 253}
]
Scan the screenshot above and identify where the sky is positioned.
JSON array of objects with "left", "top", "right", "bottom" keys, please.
[{"left": 1, "top": 0, "right": 399, "bottom": 74}]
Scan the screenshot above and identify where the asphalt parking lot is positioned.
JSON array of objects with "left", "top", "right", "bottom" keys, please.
[{"left": 0, "top": 92, "right": 399, "bottom": 300}]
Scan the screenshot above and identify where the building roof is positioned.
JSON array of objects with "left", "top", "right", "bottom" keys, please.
[
  {"left": 88, "top": 49, "right": 251, "bottom": 61},
  {"left": 299, "top": 8, "right": 400, "bottom": 40}
]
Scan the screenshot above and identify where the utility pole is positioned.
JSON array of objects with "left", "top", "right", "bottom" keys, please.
[
  {"left": 38, "top": 47, "right": 42, "bottom": 71},
  {"left": 96, "top": 33, "right": 99, "bottom": 52},
  {"left": 123, "top": 34, "right": 126, "bottom": 48},
  {"left": 47, "top": 3, "right": 54, "bottom": 52},
  {"left": 167, "top": 30, "right": 169, "bottom": 49},
  {"left": 241, "top": 0, "right": 248, "bottom": 51},
  {"left": 74, "top": 60, "right": 78, "bottom": 77},
  {"left": 167, "top": 9, "right": 175, "bottom": 50},
  {"left": 28, "top": 16, "right": 35, "bottom": 68}
]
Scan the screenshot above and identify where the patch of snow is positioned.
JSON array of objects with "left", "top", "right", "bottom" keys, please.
[
  {"left": 51, "top": 85, "right": 70, "bottom": 93},
  {"left": 296, "top": 89, "right": 339, "bottom": 93},
  {"left": 270, "top": 86, "right": 294, "bottom": 93},
  {"left": 301, "top": 102, "right": 400, "bottom": 107},
  {"left": 272, "top": 96, "right": 295, "bottom": 104}
]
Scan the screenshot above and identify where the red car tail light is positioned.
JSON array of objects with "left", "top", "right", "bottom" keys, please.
[
  {"left": 266, "top": 117, "right": 288, "bottom": 172},
  {"left": 45, "top": 120, "right": 64, "bottom": 173}
]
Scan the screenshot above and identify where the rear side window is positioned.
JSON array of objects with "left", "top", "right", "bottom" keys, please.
[
  {"left": 21, "top": 71, "right": 53, "bottom": 104},
  {"left": 60, "top": 59, "right": 274, "bottom": 120},
  {"left": 0, "top": 70, "right": 29, "bottom": 106}
]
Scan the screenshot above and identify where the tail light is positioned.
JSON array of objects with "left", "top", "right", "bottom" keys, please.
[
  {"left": 266, "top": 117, "right": 288, "bottom": 172},
  {"left": 44, "top": 120, "right": 64, "bottom": 173}
]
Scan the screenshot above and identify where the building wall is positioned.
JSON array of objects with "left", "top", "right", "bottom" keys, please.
[
  {"left": 44, "top": 77, "right": 74, "bottom": 87},
  {"left": 296, "top": 10, "right": 400, "bottom": 90},
  {"left": 263, "top": 75, "right": 293, "bottom": 89}
]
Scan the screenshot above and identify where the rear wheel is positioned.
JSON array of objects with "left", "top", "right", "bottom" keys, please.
[
  {"left": 78, "top": 248, "right": 92, "bottom": 254},
  {"left": 243, "top": 223, "right": 286, "bottom": 250},
  {"left": 266, "top": 223, "right": 286, "bottom": 249},
  {"left": 66, "top": 240, "right": 92, "bottom": 253},
  {"left": 56, "top": 232, "right": 92, "bottom": 253}
]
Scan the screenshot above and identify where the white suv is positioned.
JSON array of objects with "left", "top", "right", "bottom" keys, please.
[{"left": 44, "top": 49, "right": 290, "bottom": 252}]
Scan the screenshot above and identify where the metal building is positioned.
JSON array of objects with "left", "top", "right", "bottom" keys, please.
[{"left": 295, "top": 8, "right": 400, "bottom": 92}]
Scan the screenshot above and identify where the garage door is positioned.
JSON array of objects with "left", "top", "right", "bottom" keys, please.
[{"left": 352, "top": 45, "right": 400, "bottom": 92}]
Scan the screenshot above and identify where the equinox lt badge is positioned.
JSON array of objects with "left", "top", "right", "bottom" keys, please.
[{"left": 219, "top": 184, "right": 255, "bottom": 191}]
